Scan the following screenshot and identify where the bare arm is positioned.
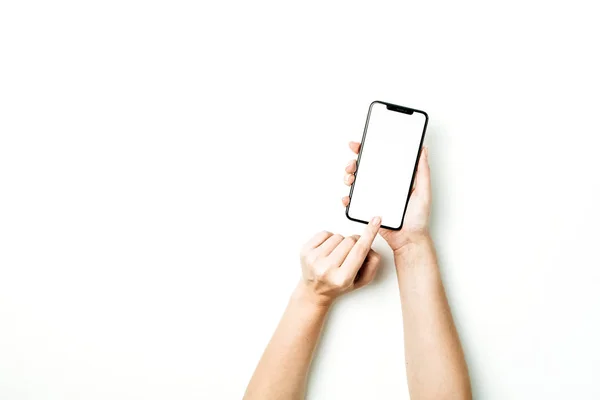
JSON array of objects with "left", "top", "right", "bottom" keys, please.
[
  {"left": 394, "top": 235, "right": 471, "bottom": 399},
  {"left": 342, "top": 143, "right": 471, "bottom": 399},
  {"left": 243, "top": 283, "right": 329, "bottom": 400},
  {"left": 244, "top": 219, "right": 383, "bottom": 400}
]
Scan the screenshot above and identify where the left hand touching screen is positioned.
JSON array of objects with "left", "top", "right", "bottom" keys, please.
[
  {"left": 298, "top": 217, "right": 383, "bottom": 306},
  {"left": 244, "top": 218, "right": 382, "bottom": 400}
]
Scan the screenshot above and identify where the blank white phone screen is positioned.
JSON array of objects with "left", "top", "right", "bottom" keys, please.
[{"left": 347, "top": 102, "right": 427, "bottom": 229}]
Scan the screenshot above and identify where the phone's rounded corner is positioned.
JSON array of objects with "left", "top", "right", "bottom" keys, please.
[
  {"left": 344, "top": 206, "right": 354, "bottom": 221},
  {"left": 369, "top": 100, "right": 384, "bottom": 109},
  {"left": 383, "top": 222, "right": 403, "bottom": 231},
  {"left": 345, "top": 208, "right": 369, "bottom": 227},
  {"left": 414, "top": 109, "right": 429, "bottom": 123}
]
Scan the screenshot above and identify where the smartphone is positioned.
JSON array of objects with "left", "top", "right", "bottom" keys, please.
[{"left": 346, "top": 101, "right": 428, "bottom": 230}]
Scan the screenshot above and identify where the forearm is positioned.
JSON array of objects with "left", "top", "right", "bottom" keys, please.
[
  {"left": 244, "top": 282, "right": 330, "bottom": 400},
  {"left": 395, "top": 234, "right": 471, "bottom": 400}
]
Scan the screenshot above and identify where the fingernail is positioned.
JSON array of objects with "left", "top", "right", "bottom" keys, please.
[
  {"left": 372, "top": 216, "right": 381, "bottom": 226},
  {"left": 346, "top": 161, "right": 353, "bottom": 168}
]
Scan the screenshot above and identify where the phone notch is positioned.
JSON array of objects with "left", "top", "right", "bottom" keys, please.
[{"left": 386, "top": 104, "right": 414, "bottom": 115}]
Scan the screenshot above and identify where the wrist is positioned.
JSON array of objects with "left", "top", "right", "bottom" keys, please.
[
  {"left": 392, "top": 232, "right": 438, "bottom": 275},
  {"left": 291, "top": 281, "right": 334, "bottom": 312},
  {"left": 391, "top": 231, "right": 432, "bottom": 257}
]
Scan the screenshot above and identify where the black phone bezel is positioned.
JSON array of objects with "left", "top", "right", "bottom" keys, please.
[{"left": 345, "top": 100, "right": 429, "bottom": 231}]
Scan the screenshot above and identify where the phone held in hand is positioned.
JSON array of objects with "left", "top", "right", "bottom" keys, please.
[{"left": 346, "top": 101, "right": 428, "bottom": 230}]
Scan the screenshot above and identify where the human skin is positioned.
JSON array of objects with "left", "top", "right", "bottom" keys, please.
[
  {"left": 244, "top": 142, "right": 471, "bottom": 400},
  {"left": 343, "top": 142, "right": 472, "bottom": 400},
  {"left": 243, "top": 218, "right": 382, "bottom": 400}
]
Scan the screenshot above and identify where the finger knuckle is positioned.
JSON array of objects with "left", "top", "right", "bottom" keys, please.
[
  {"left": 332, "top": 234, "right": 344, "bottom": 242},
  {"left": 332, "top": 274, "right": 351, "bottom": 289},
  {"left": 304, "top": 252, "right": 318, "bottom": 266},
  {"left": 314, "top": 265, "right": 328, "bottom": 280},
  {"left": 325, "top": 259, "right": 339, "bottom": 271}
]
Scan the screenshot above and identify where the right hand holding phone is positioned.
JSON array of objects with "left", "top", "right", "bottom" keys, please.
[{"left": 342, "top": 141, "right": 432, "bottom": 254}]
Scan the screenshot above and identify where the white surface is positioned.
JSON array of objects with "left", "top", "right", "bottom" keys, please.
[
  {"left": 1, "top": 1, "right": 600, "bottom": 399},
  {"left": 347, "top": 102, "right": 426, "bottom": 229}
]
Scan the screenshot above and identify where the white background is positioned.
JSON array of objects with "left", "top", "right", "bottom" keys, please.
[{"left": 1, "top": 1, "right": 599, "bottom": 399}]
